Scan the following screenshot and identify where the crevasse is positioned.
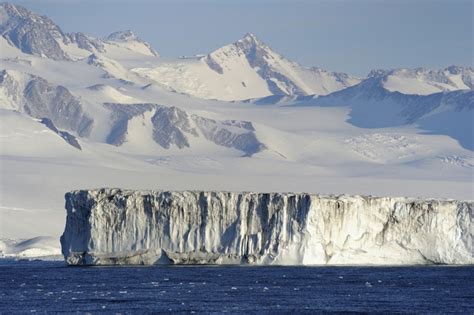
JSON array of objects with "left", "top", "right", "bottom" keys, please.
[{"left": 60, "top": 189, "right": 473, "bottom": 265}]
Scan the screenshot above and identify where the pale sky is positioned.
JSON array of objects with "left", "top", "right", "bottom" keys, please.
[{"left": 9, "top": 0, "right": 474, "bottom": 76}]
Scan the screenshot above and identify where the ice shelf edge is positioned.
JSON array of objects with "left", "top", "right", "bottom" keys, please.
[{"left": 60, "top": 189, "right": 473, "bottom": 266}]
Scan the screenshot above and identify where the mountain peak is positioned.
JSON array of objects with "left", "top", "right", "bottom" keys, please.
[
  {"left": 106, "top": 30, "right": 138, "bottom": 42},
  {"left": 0, "top": 2, "right": 57, "bottom": 30},
  {"left": 0, "top": 2, "right": 70, "bottom": 60},
  {"left": 105, "top": 29, "right": 159, "bottom": 56},
  {"left": 241, "top": 33, "right": 259, "bottom": 42},
  {"left": 205, "top": 32, "right": 273, "bottom": 76},
  {"left": 367, "top": 69, "right": 390, "bottom": 78},
  {"left": 235, "top": 32, "right": 265, "bottom": 49},
  {"left": 445, "top": 65, "right": 473, "bottom": 74},
  {"left": 201, "top": 32, "right": 360, "bottom": 97},
  {"left": 0, "top": 2, "right": 30, "bottom": 20}
]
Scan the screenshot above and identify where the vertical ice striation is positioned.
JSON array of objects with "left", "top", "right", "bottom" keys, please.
[{"left": 60, "top": 189, "right": 473, "bottom": 265}]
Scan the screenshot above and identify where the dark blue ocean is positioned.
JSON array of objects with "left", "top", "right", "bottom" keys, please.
[{"left": 0, "top": 260, "right": 472, "bottom": 314}]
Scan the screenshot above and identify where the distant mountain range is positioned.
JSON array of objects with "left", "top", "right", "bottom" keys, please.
[
  {"left": 133, "top": 33, "right": 361, "bottom": 101},
  {"left": 298, "top": 78, "right": 473, "bottom": 150},
  {"left": 0, "top": 2, "right": 472, "bottom": 153},
  {"left": 0, "top": 2, "right": 158, "bottom": 60}
]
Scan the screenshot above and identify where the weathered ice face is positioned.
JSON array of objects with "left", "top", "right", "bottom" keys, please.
[{"left": 61, "top": 189, "right": 474, "bottom": 266}]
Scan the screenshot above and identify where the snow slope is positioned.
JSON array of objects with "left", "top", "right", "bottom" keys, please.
[
  {"left": 290, "top": 78, "right": 474, "bottom": 150},
  {"left": 2, "top": 103, "right": 472, "bottom": 242},
  {"left": 369, "top": 66, "right": 473, "bottom": 95},
  {"left": 0, "top": 67, "right": 266, "bottom": 155}
]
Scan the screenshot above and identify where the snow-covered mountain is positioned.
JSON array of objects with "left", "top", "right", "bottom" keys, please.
[
  {"left": 204, "top": 33, "right": 360, "bottom": 97},
  {"left": 104, "top": 103, "right": 266, "bottom": 155},
  {"left": 367, "top": 66, "right": 473, "bottom": 95},
  {"left": 0, "top": 3, "right": 159, "bottom": 61},
  {"left": 276, "top": 76, "right": 473, "bottom": 150},
  {"left": 86, "top": 53, "right": 134, "bottom": 82},
  {"left": 0, "top": 69, "right": 93, "bottom": 136},
  {"left": 0, "top": 2, "right": 70, "bottom": 60},
  {"left": 133, "top": 33, "right": 361, "bottom": 101},
  {"left": 106, "top": 30, "right": 159, "bottom": 57},
  {"left": 0, "top": 69, "right": 266, "bottom": 155}
]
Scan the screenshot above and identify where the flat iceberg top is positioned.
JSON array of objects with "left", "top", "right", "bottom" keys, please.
[
  {"left": 67, "top": 188, "right": 472, "bottom": 203},
  {"left": 61, "top": 189, "right": 473, "bottom": 266}
]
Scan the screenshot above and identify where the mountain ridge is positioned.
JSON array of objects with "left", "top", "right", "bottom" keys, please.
[{"left": 0, "top": 3, "right": 159, "bottom": 60}]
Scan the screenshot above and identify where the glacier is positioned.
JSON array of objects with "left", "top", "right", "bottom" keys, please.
[{"left": 60, "top": 189, "right": 473, "bottom": 266}]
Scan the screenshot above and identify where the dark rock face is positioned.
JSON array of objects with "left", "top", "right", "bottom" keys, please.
[
  {"left": 151, "top": 106, "right": 198, "bottom": 149},
  {"left": 204, "top": 55, "right": 224, "bottom": 74},
  {"left": 104, "top": 103, "right": 155, "bottom": 146},
  {"left": 66, "top": 32, "right": 105, "bottom": 53},
  {"left": 0, "top": 69, "right": 93, "bottom": 137},
  {"left": 442, "top": 89, "right": 474, "bottom": 111},
  {"left": 0, "top": 3, "right": 70, "bottom": 60},
  {"left": 193, "top": 116, "right": 265, "bottom": 155},
  {"left": 103, "top": 103, "right": 266, "bottom": 155},
  {"left": 23, "top": 77, "right": 93, "bottom": 137},
  {"left": 39, "top": 118, "right": 82, "bottom": 150}
]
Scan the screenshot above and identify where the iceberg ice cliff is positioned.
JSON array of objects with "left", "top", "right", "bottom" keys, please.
[{"left": 60, "top": 189, "right": 473, "bottom": 266}]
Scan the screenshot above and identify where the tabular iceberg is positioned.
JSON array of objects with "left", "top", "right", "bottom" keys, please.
[{"left": 60, "top": 189, "right": 473, "bottom": 266}]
